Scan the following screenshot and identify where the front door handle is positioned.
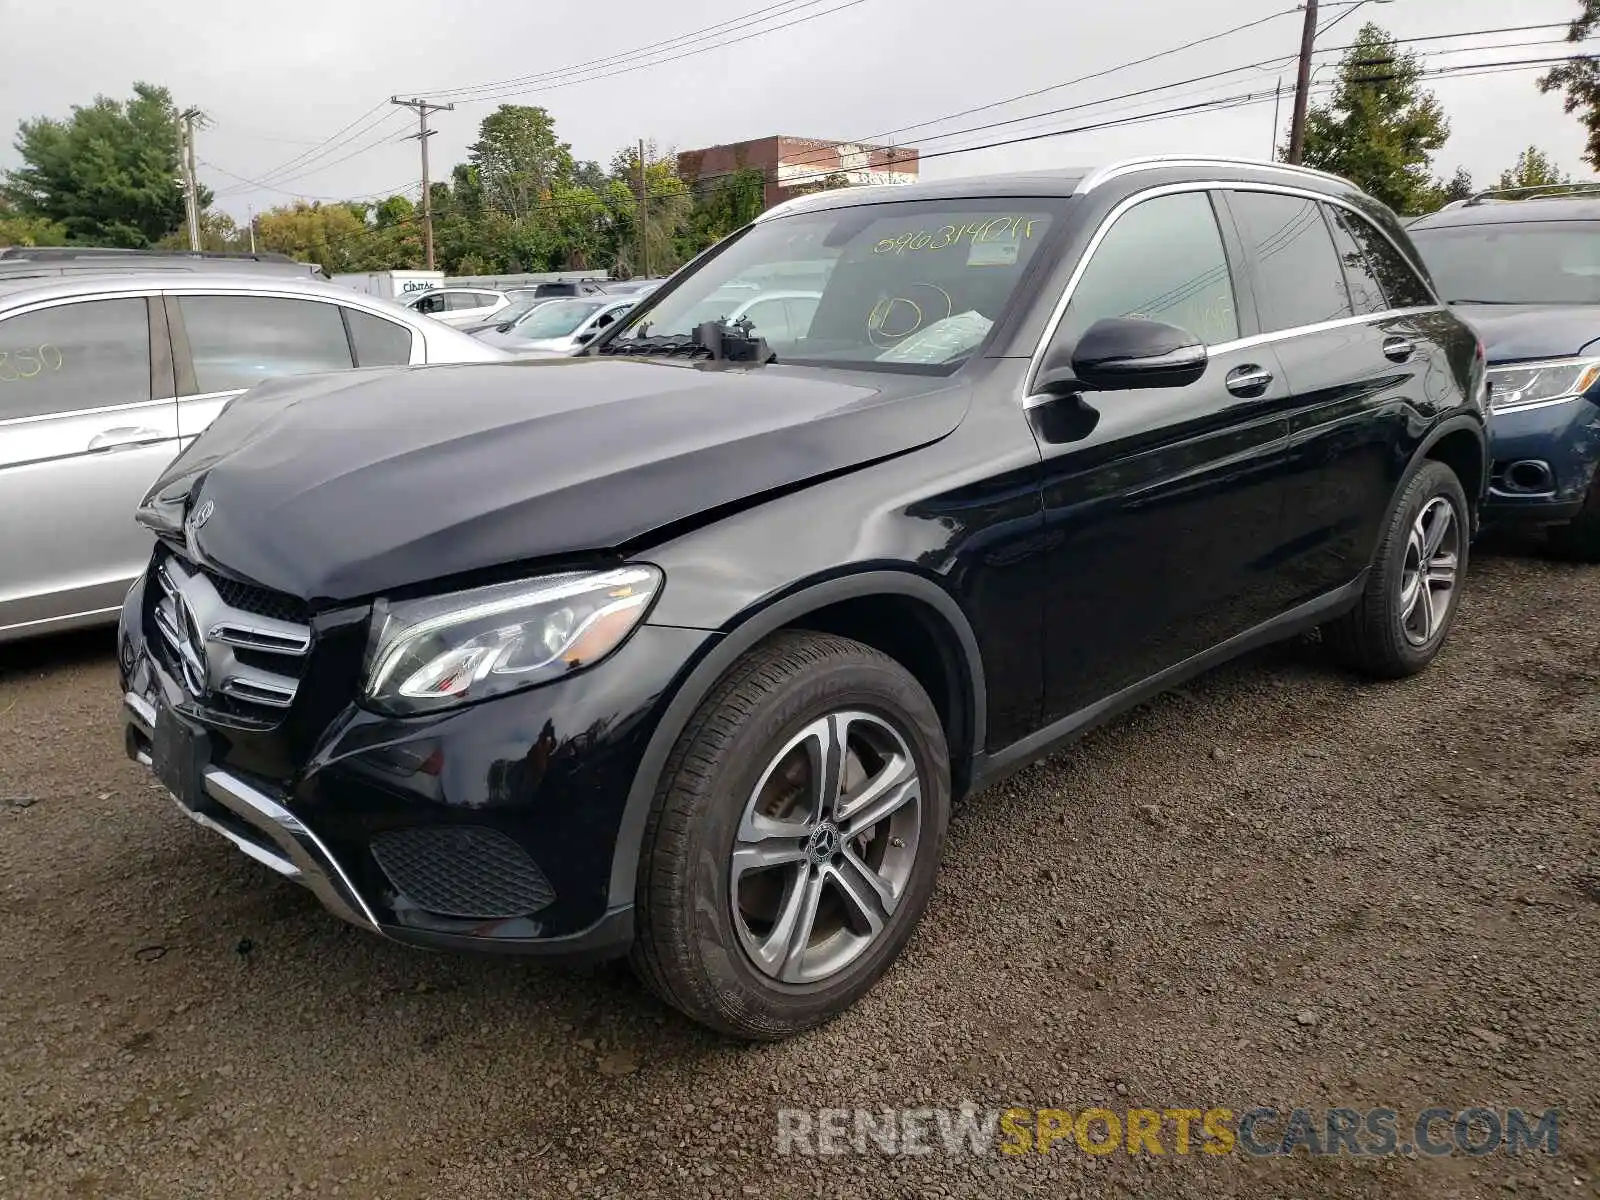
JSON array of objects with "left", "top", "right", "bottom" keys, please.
[
  {"left": 1225, "top": 364, "right": 1273, "bottom": 397},
  {"left": 1382, "top": 336, "right": 1415, "bottom": 362},
  {"left": 87, "top": 426, "right": 167, "bottom": 453}
]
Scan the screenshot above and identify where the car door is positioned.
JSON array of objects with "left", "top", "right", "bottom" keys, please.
[
  {"left": 0, "top": 294, "right": 178, "bottom": 638},
  {"left": 1026, "top": 187, "right": 1293, "bottom": 721},
  {"left": 170, "top": 292, "right": 355, "bottom": 441},
  {"left": 1220, "top": 189, "right": 1451, "bottom": 605}
]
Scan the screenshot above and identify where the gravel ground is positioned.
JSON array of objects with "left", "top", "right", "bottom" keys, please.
[{"left": 2, "top": 544, "right": 1598, "bottom": 1199}]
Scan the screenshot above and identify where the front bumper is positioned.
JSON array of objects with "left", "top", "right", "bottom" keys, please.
[
  {"left": 124, "top": 690, "right": 381, "bottom": 934},
  {"left": 118, "top": 569, "right": 716, "bottom": 959},
  {"left": 1482, "top": 393, "right": 1600, "bottom": 526}
]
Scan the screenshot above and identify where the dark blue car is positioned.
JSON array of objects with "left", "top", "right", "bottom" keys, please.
[{"left": 1410, "top": 191, "right": 1600, "bottom": 557}]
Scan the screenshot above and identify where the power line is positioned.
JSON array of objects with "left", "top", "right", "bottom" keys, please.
[
  {"left": 201, "top": 157, "right": 417, "bottom": 202},
  {"left": 422, "top": 0, "right": 840, "bottom": 100},
  {"left": 224, "top": 101, "right": 392, "bottom": 192},
  {"left": 217, "top": 115, "right": 414, "bottom": 197},
  {"left": 446, "top": 0, "right": 872, "bottom": 105}
]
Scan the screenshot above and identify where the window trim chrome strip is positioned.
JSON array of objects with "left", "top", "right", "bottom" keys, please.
[{"left": 1024, "top": 179, "right": 1444, "bottom": 399}]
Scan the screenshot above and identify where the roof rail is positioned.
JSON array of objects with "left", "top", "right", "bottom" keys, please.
[
  {"left": 1463, "top": 181, "right": 1600, "bottom": 205},
  {"left": 0, "top": 246, "right": 300, "bottom": 264},
  {"left": 1073, "top": 155, "right": 1351, "bottom": 195}
]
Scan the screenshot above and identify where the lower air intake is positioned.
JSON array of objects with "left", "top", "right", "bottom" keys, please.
[{"left": 369, "top": 826, "right": 556, "bottom": 919}]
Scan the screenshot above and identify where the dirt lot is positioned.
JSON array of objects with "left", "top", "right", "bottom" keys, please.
[{"left": 2, "top": 544, "right": 1598, "bottom": 1199}]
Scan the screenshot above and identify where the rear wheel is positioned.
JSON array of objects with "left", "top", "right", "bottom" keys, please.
[
  {"left": 630, "top": 631, "right": 950, "bottom": 1040},
  {"left": 1325, "top": 459, "right": 1468, "bottom": 678}
]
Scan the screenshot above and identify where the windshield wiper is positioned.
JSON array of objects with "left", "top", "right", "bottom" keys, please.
[{"left": 1447, "top": 298, "right": 1527, "bottom": 305}]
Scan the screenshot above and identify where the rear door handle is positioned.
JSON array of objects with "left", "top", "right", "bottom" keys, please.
[
  {"left": 87, "top": 426, "right": 167, "bottom": 453},
  {"left": 1382, "top": 336, "right": 1415, "bottom": 362},
  {"left": 1224, "top": 364, "right": 1273, "bottom": 397}
]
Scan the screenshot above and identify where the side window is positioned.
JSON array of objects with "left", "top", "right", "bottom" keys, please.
[
  {"left": 412, "top": 293, "right": 444, "bottom": 314},
  {"left": 1336, "top": 210, "right": 1435, "bottom": 308},
  {"left": 178, "top": 295, "right": 353, "bottom": 394},
  {"left": 1227, "top": 191, "right": 1352, "bottom": 332},
  {"left": 1058, "top": 191, "right": 1239, "bottom": 346},
  {"left": 1323, "top": 204, "right": 1387, "bottom": 316},
  {"left": 462, "top": 292, "right": 497, "bottom": 310},
  {"left": 0, "top": 298, "right": 150, "bottom": 422},
  {"left": 345, "top": 308, "right": 415, "bottom": 367}
]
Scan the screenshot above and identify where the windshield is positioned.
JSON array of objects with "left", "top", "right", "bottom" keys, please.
[
  {"left": 509, "top": 299, "right": 604, "bottom": 338},
  {"left": 493, "top": 295, "right": 548, "bottom": 325},
  {"left": 613, "top": 198, "right": 1063, "bottom": 371},
  {"left": 1411, "top": 221, "right": 1600, "bottom": 304}
]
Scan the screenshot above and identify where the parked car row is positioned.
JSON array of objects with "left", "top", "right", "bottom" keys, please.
[
  {"left": 115, "top": 155, "right": 1494, "bottom": 1042},
  {"left": 400, "top": 278, "right": 665, "bottom": 339}
]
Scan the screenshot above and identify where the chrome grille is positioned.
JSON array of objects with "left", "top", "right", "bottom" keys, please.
[{"left": 151, "top": 554, "right": 312, "bottom": 726}]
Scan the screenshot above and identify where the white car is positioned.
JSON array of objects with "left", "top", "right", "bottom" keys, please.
[
  {"left": 475, "top": 295, "right": 639, "bottom": 356},
  {"left": 0, "top": 273, "right": 507, "bottom": 643},
  {"left": 677, "top": 289, "right": 822, "bottom": 343},
  {"left": 403, "top": 287, "right": 511, "bottom": 329}
]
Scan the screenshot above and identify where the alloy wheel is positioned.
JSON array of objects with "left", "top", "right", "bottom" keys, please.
[
  {"left": 729, "top": 710, "right": 923, "bottom": 984},
  {"left": 1399, "top": 495, "right": 1459, "bottom": 646}
]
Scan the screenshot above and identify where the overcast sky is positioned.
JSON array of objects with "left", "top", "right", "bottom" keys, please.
[{"left": 0, "top": 0, "right": 1591, "bottom": 222}]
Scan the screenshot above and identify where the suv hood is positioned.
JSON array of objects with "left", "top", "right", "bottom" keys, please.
[
  {"left": 1453, "top": 303, "right": 1600, "bottom": 363},
  {"left": 143, "top": 359, "right": 967, "bottom": 604}
]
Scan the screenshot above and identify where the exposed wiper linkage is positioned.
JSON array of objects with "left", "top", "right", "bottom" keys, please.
[
  {"left": 598, "top": 316, "right": 776, "bottom": 365},
  {"left": 692, "top": 316, "right": 777, "bottom": 365}
]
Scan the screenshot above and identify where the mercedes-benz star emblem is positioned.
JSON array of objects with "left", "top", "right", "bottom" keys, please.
[
  {"left": 174, "top": 593, "right": 209, "bottom": 697},
  {"left": 188, "top": 499, "right": 215, "bottom": 531}
]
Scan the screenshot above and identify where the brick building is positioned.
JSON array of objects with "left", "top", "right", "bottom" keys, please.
[{"left": 677, "top": 136, "right": 919, "bottom": 211}]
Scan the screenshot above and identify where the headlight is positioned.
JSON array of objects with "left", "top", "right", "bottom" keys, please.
[
  {"left": 1487, "top": 357, "right": 1600, "bottom": 413},
  {"left": 363, "top": 566, "right": 661, "bottom": 715}
]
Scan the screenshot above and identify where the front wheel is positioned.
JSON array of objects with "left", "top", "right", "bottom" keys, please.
[
  {"left": 1324, "top": 458, "right": 1469, "bottom": 678},
  {"left": 630, "top": 631, "right": 950, "bottom": 1040}
]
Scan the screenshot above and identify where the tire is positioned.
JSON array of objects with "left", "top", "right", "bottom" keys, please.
[
  {"left": 630, "top": 630, "right": 951, "bottom": 1040},
  {"left": 1545, "top": 475, "right": 1600, "bottom": 561},
  {"left": 1324, "top": 458, "right": 1469, "bottom": 678}
]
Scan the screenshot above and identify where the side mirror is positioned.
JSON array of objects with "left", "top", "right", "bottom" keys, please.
[
  {"left": 574, "top": 331, "right": 596, "bottom": 345},
  {"left": 1037, "top": 316, "right": 1208, "bottom": 395}
]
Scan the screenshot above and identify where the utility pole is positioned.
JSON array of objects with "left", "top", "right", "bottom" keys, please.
[
  {"left": 636, "top": 138, "right": 650, "bottom": 278},
  {"left": 1287, "top": 0, "right": 1318, "bottom": 164},
  {"left": 247, "top": 204, "right": 257, "bottom": 254},
  {"left": 1270, "top": 77, "right": 1283, "bottom": 161},
  {"left": 391, "top": 96, "right": 455, "bottom": 270},
  {"left": 175, "top": 109, "right": 203, "bottom": 251}
]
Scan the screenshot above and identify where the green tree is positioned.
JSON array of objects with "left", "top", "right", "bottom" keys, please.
[
  {"left": 2, "top": 83, "right": 202, "bottom": 246},
  {"left": 156, "top": 210, "right": 250, "bottom": 253},
  {"left": 255, "top": 201, "right": 373, "bottom": 273},
  {"left": 607, "top": 141, "right": 692, "bottom": 277},
  {"left": 687, "top": 165, "right": 766, "bottom": 250},
  {"left": 1298, "top": 24, "right": 1450, "bottom": 215},
  {"left": 1541, "top": 2, "right": 1600, "bottom": 169},
  {"left": 468, "top": 105, "right": 575, "bottom": 220},
  {"left": 1497, "top": 145, "right": 1571, "bottom": 191},
  {"left": 0, "top": 202, "right": 68, "bottom": 247}
]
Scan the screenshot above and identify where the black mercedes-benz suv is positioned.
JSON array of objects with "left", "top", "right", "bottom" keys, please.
[{"left": 120, "top": 156, "right": 1487, "bottom": 1039}]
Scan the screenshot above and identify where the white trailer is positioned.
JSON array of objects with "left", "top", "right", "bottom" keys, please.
[{"left": 329, "top": 270, "right": 444, "bottom": 300}]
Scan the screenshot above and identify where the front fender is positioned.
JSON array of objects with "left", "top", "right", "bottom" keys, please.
[{"left": 607, "top": 569, "right": 988, "bottom": 908}]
